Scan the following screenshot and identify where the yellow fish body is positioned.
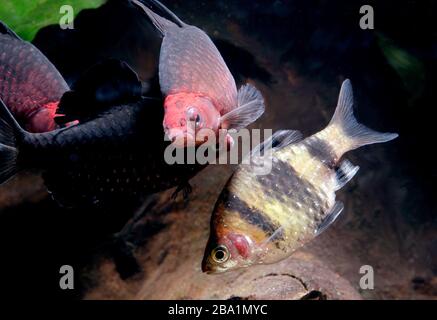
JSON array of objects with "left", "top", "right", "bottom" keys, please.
[{"left": 202, "top": 80, "right": 398, "bottom": 274}]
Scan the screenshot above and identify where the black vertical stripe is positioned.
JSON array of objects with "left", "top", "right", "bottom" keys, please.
[
  {"left": 303, "top": 137, "right": 337, "bottom": 168},
  {"left": 218, "top": 189, "right": 279, "bottom": 236},
  {"left": 255, "top": 158, "right": 328, "bottom": 214}
]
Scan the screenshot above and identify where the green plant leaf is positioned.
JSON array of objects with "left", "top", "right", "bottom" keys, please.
[
  {"left": 377, "top": 33, "right": 425, "bottom": 103},
  {"left": 0, "top": 0, "right": 105, "bottom": 41}
]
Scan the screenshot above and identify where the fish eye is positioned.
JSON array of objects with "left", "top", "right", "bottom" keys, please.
[
  {"left": 211, "top": 245, "right": 230, "bottom": 263},
  {"left": 186, "top": 107, "right": 202, "bottom": 127},
  {"left": 186, "top": 107, "right": 197, "bottom": 120},
  {"left": 195, "top": 114, "right": 202, "bottom": 126}
]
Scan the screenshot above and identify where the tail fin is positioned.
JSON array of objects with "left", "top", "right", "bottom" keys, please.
[
  {"left": 0, "top": 98, "right": 23, "bottom": 184},
  {"left": 131, "top": 0, "right": 183, "bottom": 36},
  {"left": 326, "top": 79, "right": 398, "bottom": 157}
]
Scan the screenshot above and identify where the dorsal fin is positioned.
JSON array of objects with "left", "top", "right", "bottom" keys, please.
[
  {"left": 55, "top": 59, "right": 142, "bottom": 124},
  {"left": 0, "top": 21, "right": 21, "bottom": 40},
  {"left": 131, "top": 0, "right": 184, "bottom": 36},
  {"left": 142, "top": 0, "right": 186, "bottom": 27},
  {"left": 251, "top": 130, "right": 303, "bottom": 157}
]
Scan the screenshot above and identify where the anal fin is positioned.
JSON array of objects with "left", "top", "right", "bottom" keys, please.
[
  {"left": 334, "top": 160, "right": 359, "bottom": 191},
  {"left": 316, "top": 201, "right": 344, "bottom": 236}
]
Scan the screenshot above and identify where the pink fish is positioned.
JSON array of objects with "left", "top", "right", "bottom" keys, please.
[
  {"left": 0, "top": 21, "right": 69, "bottom": 133},
  {"left": 132, "top": 0, "right": 265, "bottom": 147}
]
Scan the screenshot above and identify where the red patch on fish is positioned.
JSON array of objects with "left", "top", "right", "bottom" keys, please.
[
  {"left": 25, "top": 101, "right": 60, "bottom": 133},
  {"left": 227, "top": 233, "right": 250, "bottom": 258},
  {"left": 163, "top": 92, "right": 220, "bottom": 145}
]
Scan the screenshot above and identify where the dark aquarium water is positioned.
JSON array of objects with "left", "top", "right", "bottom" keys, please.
[{"left": 0, "top": 0, "right": 435, "bottom": 301}]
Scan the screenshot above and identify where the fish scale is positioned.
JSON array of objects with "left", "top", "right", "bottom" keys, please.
[
  {"left": 0, "top": 35, "right": 68, "bottom": 116},
  {"left": 227, "top": 155, "right": 329, "bottom": 247},
  {"left": 161, "top": 26, "right": 238, "bottom": 114}
]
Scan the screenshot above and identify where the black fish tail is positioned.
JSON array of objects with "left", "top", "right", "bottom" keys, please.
[{"left": 0, "top": 98, "right": 24, "bottom": 184}]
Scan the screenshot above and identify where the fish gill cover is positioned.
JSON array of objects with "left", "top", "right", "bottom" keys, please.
[{"left": 0, "top": 0, "right": 105, "bottom": 40}]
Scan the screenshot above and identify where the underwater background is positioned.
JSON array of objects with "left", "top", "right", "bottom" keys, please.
[{"left": 0, "top": 0, "right": 435, "bottom": 299}]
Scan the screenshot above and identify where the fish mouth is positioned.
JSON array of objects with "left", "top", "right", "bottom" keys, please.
[
  {"left": 201, "top": 256, "right": 230, "bottom": 274},
  {"left": 201, "top": 262, "right": 224, "bottom": 274},
  {"left": 201, "top": 257, "right": 211, "bottom": 273},
  {"left": 201, "top": 255, "right": 220, "bottom": 274},
  {"left": 166, "top": 129, "right": 196, "bottom": 147},
  {"left": 203, "top": 268, "right": 227, "bottom": 275}
]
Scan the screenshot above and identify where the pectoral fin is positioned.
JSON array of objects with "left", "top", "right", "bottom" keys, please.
[
  {"left": 220, "top": 84, "right": 265, "bottom": 130},
  {"left": 251, "top": 130, "right": 303, "bottom": 157}
]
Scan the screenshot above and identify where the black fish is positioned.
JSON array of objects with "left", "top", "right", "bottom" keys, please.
[{"left": 0, "top": 60, "right": 204, "bottom": 208}]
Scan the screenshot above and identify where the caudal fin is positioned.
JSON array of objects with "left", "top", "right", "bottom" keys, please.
[
  {"left": 0, "top": 98, "right": 23, "bottom": 184},
  {"left": 327, "top": 79, "right": 398, "bottom": 156}
]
